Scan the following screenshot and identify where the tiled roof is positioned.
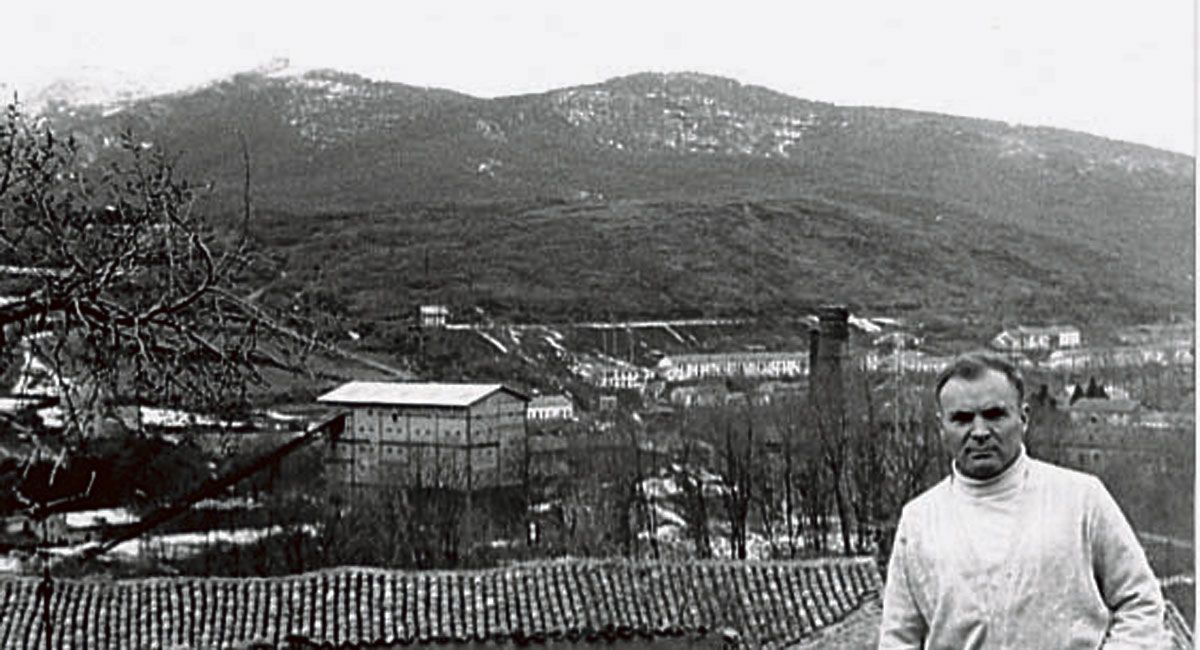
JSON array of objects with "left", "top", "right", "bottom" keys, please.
[
  {"left": 317, "top": 382, "right": 528, "bottom": 408},
  {"left": 0, "top": 557, "right": 879, "bottom": 649}
]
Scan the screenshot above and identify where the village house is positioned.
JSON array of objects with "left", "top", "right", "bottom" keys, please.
[
  {"left": 1067, "top": 397, "right": 1141, "bottom": 427},
  {"left": 668, "top": 382, "right": 729, "bottom": 408},
  {"left": 991, "top": 324, "right": 1082, "bottom": 352},
  {"left": 318, "top": 382, "right": 528, "bottom": 491},
  {"left": 597, "top": 394, "right": 619, "bottom": 412},
  {"left": 1043, "top": 395, "right": 1194, "bottom": 478},
  {"left": 596, "top": 364, "right": 656, "bottom": 391},
  {"left": 1052, "top": 407, "right": 1189, "bottom": 478},
  {"left": 418, "top": 304, "right": 449, "bottom": 328},
  {"left": 862, "top": 349, "right": 954, "bottom": 374},
  {"left": 656, "top": 351, "right": 810, "bottom": 383},
  {"left": 526, "top": 394, "right": 575, "bottom": 422}
]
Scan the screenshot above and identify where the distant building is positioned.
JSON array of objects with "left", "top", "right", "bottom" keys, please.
[
  {"left": 656, "top": 351, "right": 810, "bottom": 383},
  {"left": 597, "top": 394, "right": 619, "bottom": 412},
  {"left": 595, "top": 365, "right": 656, "bottom": 391},
  {"left": 991, "top": 325, "right": 1081, "bottom": 352},
  {"left": 863, "top": 349, "right": 954, "bottom": 374},
  {"left": 318, "top": 382, "right": 529, "bottom": 490},
  {"left": 1114, "top": 322, "right": 1194, "bottom": 347},
  {"left": 1, "top": 512, "right": 67, "bottom": 546},
  {"left": 1041, "top": 344, "right": 1194, "bottom": 371},
  {"left": 1050, "top": 401, "right": 1191, "bottom": 476},
  {"left": 419, "top": 305, "right": 449, "bottom": 328},
  {"left": 1067, "top": 398, "right": 1141, "bottom": 427},
  {"left": 668, "top": 382, "right": 729, "bottom": 408},
  {"left": 527, "top": 394, "right": 574, "bottom": 422}
]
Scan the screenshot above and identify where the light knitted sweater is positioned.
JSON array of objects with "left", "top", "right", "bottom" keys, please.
[{"left": 879, "top": 450, "right": 1167, "bottom": 649}]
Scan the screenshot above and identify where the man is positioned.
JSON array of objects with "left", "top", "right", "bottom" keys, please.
[{"left": 878, "top": 352, "right": 1167, "bottom": 649}]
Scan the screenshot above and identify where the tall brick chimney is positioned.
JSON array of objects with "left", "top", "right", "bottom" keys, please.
[{"left": 810, "top": 305, "right": 850, "bottom": 417}]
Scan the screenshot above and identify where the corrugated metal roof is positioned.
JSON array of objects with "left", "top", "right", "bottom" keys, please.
[{"left": 317, "top": 382, "right": 527, "bottom": 407}]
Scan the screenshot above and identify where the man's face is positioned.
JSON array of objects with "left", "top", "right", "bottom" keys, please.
[{"left": 937, "top": 368, "right": 1028, "bottom": 480}]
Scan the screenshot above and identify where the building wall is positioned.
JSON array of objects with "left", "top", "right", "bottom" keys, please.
[
  {"left": 1044, "top": 420, "right": 1187, "bottom": 475},
  {"left": 659, "top": 353, "right": 809, "bottom": 383},
  {"left": 470, "top": 391, "right": 527, "bottom": 486},
  {"left": 327, "top": 391, "right": 528, "bottom": 490},
  {"left": 529, "top": 403, "right": 573, "bottom": 421}
]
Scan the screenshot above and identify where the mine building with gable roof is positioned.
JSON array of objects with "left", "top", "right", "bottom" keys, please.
[{"left": 318, "top": 381, "right": 529, "bottom": 491}]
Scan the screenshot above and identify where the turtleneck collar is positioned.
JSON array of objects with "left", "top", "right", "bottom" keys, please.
[{"left": 952, "top": 445, "right": 1029, "bottom": 499}]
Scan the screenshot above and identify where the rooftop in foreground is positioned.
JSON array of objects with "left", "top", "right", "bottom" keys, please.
[{"left": 0, "top": 557, "right": 878, "bottom": 649}]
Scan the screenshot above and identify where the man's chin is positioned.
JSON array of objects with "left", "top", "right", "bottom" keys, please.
[{"left": 959, "top": 458, "right": 1002, "bottom": 480}]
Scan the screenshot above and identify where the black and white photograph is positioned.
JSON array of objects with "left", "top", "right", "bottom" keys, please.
[{"left": 0, "top": 1, "right": 1193, "bottom": 647}]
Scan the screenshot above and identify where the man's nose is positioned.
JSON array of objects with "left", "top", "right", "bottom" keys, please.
[{"left": 966, "top": 422, "right": 993, "bottom": 439}]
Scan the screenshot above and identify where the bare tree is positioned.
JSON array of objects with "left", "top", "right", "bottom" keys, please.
[{"left": 0, "top": 101, "right": 315, "bottom": 448}]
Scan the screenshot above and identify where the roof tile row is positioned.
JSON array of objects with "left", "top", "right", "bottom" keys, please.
[{"left": 0, "top": 558, "right": 879, "bottom": 649}]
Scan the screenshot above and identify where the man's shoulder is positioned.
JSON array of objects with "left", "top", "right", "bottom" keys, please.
[
  {"left": 1027, "top": 456, "right": 1104, "bottom": 491},
  {"left": 899, "top": 476, "right": 953, "bottom": 517}
]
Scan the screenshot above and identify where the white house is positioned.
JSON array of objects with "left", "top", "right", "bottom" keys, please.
[
  {"left": 419, "top": 305, "right": 449, "bottom": 328},
  {"left": 527, "top": 394, "right": 574, "bottom": 421},
  {"left": 595, "top": 365, "right": 656, "bottom": 391},
  {"left": 991, "top": 325, "right": 1081, "bottom": 352}
]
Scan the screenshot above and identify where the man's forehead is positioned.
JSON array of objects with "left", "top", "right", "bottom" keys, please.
[
  {"left": 944, "top": 401, "right": 1016, "bottom": 413},
  {"left": 937, "top": 370, "right": 1021, "bottom": 404}
]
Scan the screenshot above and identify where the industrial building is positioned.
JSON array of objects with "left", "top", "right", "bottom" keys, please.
[{"left": 319, "top": 382, "right": 529, "bottom": 490}]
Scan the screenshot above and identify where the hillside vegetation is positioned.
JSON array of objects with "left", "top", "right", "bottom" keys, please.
[
  {"left": 41, "top": 69, "right": 1193, "bottom": 328},
  {"left": 253, "top": 193, "right": 1187, "bottom": 329}
]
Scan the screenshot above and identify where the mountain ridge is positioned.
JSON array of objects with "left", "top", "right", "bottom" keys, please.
[{"left": 27, "top": 65, "right": 1195, "bottom": 327}]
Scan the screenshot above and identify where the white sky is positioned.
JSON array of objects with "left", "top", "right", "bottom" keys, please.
[{"left": 2, "top": 0, "right": 1195, "bottom": 154}]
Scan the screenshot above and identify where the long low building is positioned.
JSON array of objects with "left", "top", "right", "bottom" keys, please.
[
  {"left": 1041, "top": 344, "right": 1194, "bottom": 370},
  {"left": 656, "top": 351, "right": 810, "bottom": 383}
]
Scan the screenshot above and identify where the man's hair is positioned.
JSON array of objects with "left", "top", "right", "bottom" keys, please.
[{"left": 934, "top": 351, "right": 1026, "bottom": 405}]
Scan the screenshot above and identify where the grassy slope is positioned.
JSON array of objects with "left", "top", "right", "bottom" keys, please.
[{"left": 251, "top": 191, "right": 1188, "bottom": 331}]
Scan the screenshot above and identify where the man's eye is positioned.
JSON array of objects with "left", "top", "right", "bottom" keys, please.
[
  {"left": 950, "top": 413, "right": 974, "bottom": 424},
  {"left": 981, "top": 408, "right": 1007, "bottom": 420}
]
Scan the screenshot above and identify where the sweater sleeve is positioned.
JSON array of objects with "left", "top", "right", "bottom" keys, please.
[
  {"left": 1088, "top": 478, "right": 1168, "bottom": 649},
  {"left": 878, "top": 512, "right": 927, "bottom": 649}
]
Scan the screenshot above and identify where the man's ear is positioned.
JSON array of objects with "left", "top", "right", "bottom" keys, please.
[{"left": 1020, "top": 403, "right": 1030, "bottom": 427}]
